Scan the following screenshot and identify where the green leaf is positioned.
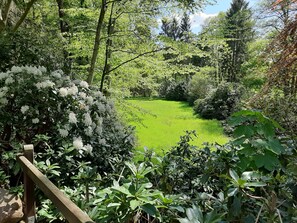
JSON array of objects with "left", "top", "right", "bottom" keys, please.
[
  {"left": 258, "top": 123, "right": 275, "bottom": 138},
  {"left": 177, "top": 218, "right": 191, "bottom": 223},
  {"left": 245, "top": 182, "right": 266, "bottom": 187},
  {"left": 233, "top": 125, "right": 255, "bottom": 138},
  {"left": 229, "top": 169, "right": 239, "bottom": 181},
  {"left": 141, "top": 203, "right": 158, "bottom": 217},
  {"left": 228, "top": 187, "right": 238, "bottom": 197},
  {"left": 130, "top": 199, "right": 141, "bottom": 210},
  {"left": 251, "top": 139, "right": 268, "bottom": 149},
  {"left": 125, "top": 162, "right": 137, "bottom": 176},
  {"left": 231, "top": 196, "right": 241, "bottom": 217},
  {"left": 254, "top": 153, "right": 280, "bottom": 171},
  {"left": 205, "top": 210, "right": 225, "bottom": 223},
  {"left": 267, "top": 138, "right": 283, "bottom": 154}
]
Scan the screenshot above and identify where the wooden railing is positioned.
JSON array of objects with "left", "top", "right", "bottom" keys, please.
[{"left": 17, "top": 145, "right": 94, "bottom": 223}]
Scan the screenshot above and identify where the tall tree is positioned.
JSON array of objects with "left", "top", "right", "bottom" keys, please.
[
  {"left": 87, "top": 0, "right": 108, "bottom": 85},
  {"left": 180, "top": 12, "right": 191, "bottom": 42},
  {"left": 223, "top": 0, "right": 254, "bottom": 82},
  {"left": 161, "top": 13, "right": 192, "bottom": 41},
  {"left": 255, "top": 0, "right": 297, "bottom": 34},
  {"left": 0, "top": 0, "right": 37, "bottom": 33}
]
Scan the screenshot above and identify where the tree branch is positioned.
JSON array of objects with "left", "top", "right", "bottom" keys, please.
[
  {"left": 0, "top": 0, "right": 13, "bottom": 32},
  {"left": 105, "top": 47, "right": 170, "bottom": 75},
  {"left": 13, "top": 0, "right": 37, "bottom": 32}
]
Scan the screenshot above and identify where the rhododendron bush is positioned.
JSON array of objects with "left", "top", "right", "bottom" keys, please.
[{"left": 0, "top": 66, "right": 134, "bottom": 186}]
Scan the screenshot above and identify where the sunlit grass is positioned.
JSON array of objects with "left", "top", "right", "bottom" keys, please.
[{"left": 127, "top": 99, "right": 229, "bottom": 154}]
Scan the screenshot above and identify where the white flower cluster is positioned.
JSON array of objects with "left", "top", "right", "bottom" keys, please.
[
  {"left": 59, "top": 85, "right": 78, "bottom": 97},
  {"left": 21, "top": 105, "right": 30, "bottom": 114},
  {"left": 35, "top": 80, "right": 55, "bottom": 89},
  {"left": 0, "top": 66, "right": 134, "bottom": 158}
]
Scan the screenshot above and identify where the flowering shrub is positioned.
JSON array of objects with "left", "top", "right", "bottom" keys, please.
[{"left": 0, "top": 66, "right": 135, "bottom": 184}]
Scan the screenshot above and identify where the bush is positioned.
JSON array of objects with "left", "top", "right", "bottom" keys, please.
[
  {"left": 187, "top": 74, "right": 214, "bottom": 105},
  {"left": 193, "top": 82, "right": 243, "bottom": 120},
  {"left": 251, "top": 91, "right": 297, "bottom": 138},
  {"left": 0, "top": 66, "right": 135, "bottom": 187},
  {"left": 164, "top": 80, "right": 188, "bottom": 101}
]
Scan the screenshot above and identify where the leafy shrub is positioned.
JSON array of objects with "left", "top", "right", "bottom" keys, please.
[
  {"left": 187, "top": 74, "right": 213, "bottom": 105},
  {"left": 140, "top": 111, "right": 296, "bottom": 223},
  {"left": 0, "top": 66, "right": 135, "bottom": 186},
  {"left": 251, "top": 91, "right": 297, "bottom": 138},
  {"left": 164, "top": 80, "right": 188, "bottom": 101},
  {"left": 193, "top": 82, "right": 243, "bottom": 120}
]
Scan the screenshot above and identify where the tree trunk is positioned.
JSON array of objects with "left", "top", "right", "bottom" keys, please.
[
  {"left": 0, "top": 0, "right": 13, "bottom": 32},
  {"left": 100, "top": 2, "right": 115, "bottom": 92},
  {"left": 87, "top": 0, "right": 107, "bottom": 85},
  {"left": 56, "top": 0, "right": 72, "bottom": 75},
  {"left": 12, "top": 0, "right": 37, "bottom": 32}
]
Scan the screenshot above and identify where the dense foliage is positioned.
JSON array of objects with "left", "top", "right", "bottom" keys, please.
[
  {"left": 32, "top": 111, "right": 297, "bottom": 222},
  {"left": 0, "top": 66, "right": 134, "bottom": 187},
  {"left": 194, "top": 82, "right": 243, "bottom": 120},
  {"left": 0, "top": 0, "right": 297, "bottom": 222}
]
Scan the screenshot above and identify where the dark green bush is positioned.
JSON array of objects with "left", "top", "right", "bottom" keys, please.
[
  {"left": 193, "top": 82, "right": 243, "bottom": 120},
  {"left": 187, "top": 70, "right": 214, "bottom": 105},
  {"left": 164, "top": 80, "right": 188, "bottom": 101}
]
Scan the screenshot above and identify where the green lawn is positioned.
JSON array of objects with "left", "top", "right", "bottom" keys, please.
[{"left": 127, "top": 99, "right": 228, "bottom": 154}]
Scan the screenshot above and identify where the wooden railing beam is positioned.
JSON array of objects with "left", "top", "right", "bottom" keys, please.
[
  {"left": 18, "top": 154, "right": 94, "bottom": 223},
  {"left": 23, "top": 144, "right": 36, "bottom": 223}
]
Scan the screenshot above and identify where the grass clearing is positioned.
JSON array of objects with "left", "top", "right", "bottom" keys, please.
[{"left": 126, "top": 99, "right": 228, "bottom": 154}]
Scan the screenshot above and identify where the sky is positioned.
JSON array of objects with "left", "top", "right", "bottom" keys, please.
[{"left": 190, "top": 0, "right": 258, "bottom": 33}]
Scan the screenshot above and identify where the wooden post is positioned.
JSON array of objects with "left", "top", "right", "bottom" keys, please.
[{"left": 24, "top": 144, "right": 36, "bottom": 223}]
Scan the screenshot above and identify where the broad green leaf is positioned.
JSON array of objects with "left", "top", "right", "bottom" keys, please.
[
  {"left": 125, "top": 162, "right": 137, "bottom": 176},
  {"left": 177, "top": 218, "right": 191, "bottom": 223},
  {"left": 254, "top": 153, "right": 280, "bottom": 171},
  {"left": 228, "top": 187, "right": 238, "bottom": 197},
  {"left": 107, "top": 202, "right": 121, "bottom": 207},
  {"left": 233, "top": 125, "right": 255, "bottom": 138},
  {"left": 267, "top": 138, "right": 284, "bottom": 154},
  {"left": 130, "top": 199, "right": 141, "bottom": 210},
  {"left": 141, "top": 203, "right": 158, "bottom": 217},
  {"left": 229, "top": 169, "right": 239, "bottom": 181},
  {"left": 186, "top": 205, "right": 203, "bottom": 222},
  {"left": 205, "top": 210, "right": 225, "bottom": 223},
  {"left": 251, "top": 139, "right": 268, "bottom": 148}
]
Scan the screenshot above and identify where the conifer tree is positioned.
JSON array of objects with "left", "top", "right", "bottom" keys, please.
[{"left": 223, "top": 0, "right": 254, "bottom": 82}]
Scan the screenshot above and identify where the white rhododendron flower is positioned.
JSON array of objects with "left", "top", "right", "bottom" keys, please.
[
  {"left": 69, "top": 112, "right": 77, "bottom": 124},
  {"left": 96, "top": 126, "right": 102, "bottom": 135},
  {"left": 32, "top": 118, "right": 39, "bottom": 124},
  {"left": 86, "top": 96, "right": 93, "bottom": 104},
  {"left": 59, "top": 129, "right": 69, "bottom": 138},
  {"left": 85, "top": 126, "right": 93, "bottom": 136},
  {"left": 73, "top": 137, "right": 84, "bottom": 150},
  {"left": 68, "top": 85, "right": 78, "bottom": 95},
  {"left": 0, "top": 72, "right": 9, "bottom": 80},
  {"left": 21, "top": 105, "right": 29, "bottom": 114},
  {"left": 84, "top": 113, "right": 92, "bottom": 126},
  {"left": 38, "top": 66, "right": 47, "bottom": 73},
  {"left": 51, "top": 71, "right": 62, "bottom": 79},
  {"left": 35, "top": 80, "right": 55, "bottom": 89},
  {"left": 11, "top": 66, "right": 23, "bottom": 73},
  {"left": 97, "top": 104, "right": 105, "bottom": 113},
  {"left": 5, "top": 77, "right": 15, "bottom": 84},
  {"left": 79, "top": 92, "right": 86, "bottom": 99},
  {"left": 80, "top": 81, "right": 89, "bottom": 88},
  {"left": 84, "top": 144, "right": 93, "bottom": 154},
  {"left": 59, "top": 87, "right": 68, "bottom": 97},
  {"left": 0, "top": 98, "right": 8, "bottom": 105}
]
